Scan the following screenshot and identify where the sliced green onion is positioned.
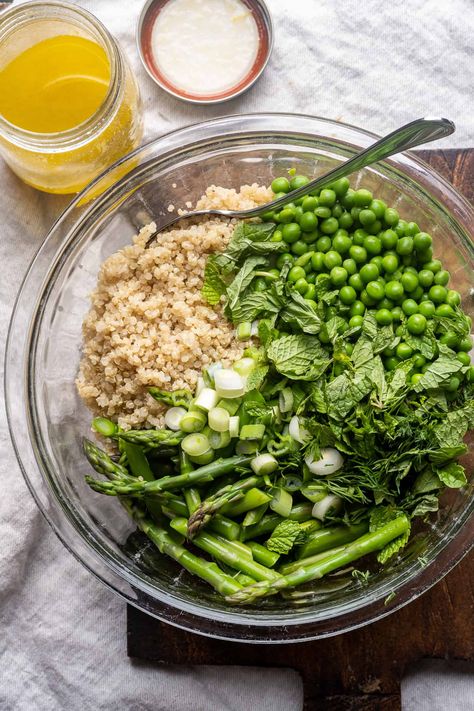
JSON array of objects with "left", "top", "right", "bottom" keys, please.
[
  {"left": 194, "top": 387, "right": 219, "bottom": 412},
  {"left": 195, "top": 376, "right": 205, "bottom": 396},
  {"left": 208, "top": 407, "right": 230, "bottom": 432},
  {"left": 301, "top": 485, "right": 328, "bottom": 504},
  {"left": 305, "top": 448, "right": 344, "bottom": 476},
  {"left": 205, "top": 362, "right": 223, "bottom": 383},
  {"left": 232, "top": 357, "right": 257, "bottom": 377},
  {"left": 235, "top": 439, "right": 259, "bottom": 455},
  {"left": 247, "top": 541, "right": 280, "bottom": 568},
  {"left": 179, "top": 410, "right": 206, "bottom": 433},
  {"left": 164, "top": 406, "right": 187, "bottom": 431},
  {"left": 189, "top": 448, "right": 215, "bottom": 466},
  {"left": 289, "top": 415, "right": 310, "bottom": 444},
  {"left": 312, "top": 494, "right": 342, "bottom": 521},
  {"left": 208, "top": 430, "right": 232, "bottom": 450},
  {"left": 181, "top": 433, "right": 211, "bottom": 457},
  {"left": 92, "top": 417, "right": 117, "bottom": 437},
  {"left": 229, "top": 415, "right": 240, "bottom": 438},
  {"left": 236, "top": 321, "right": 252, "bottom": 341},
  {"left": 217, "top": 398, "right": 241, "bottom": 416},
  {"left": 278, "top": 388, "right": 294, "bottom": 414},
  {"left": 214, "top": 369, "right": 246, "bottom": 398},
  {"left": 240, "top": 423, "right": 265, "bottom": 440},
  {"left": 270, "top": 487, "right": 293, "bottom": 518},
  {"left": 250, "top": 453, "right": 278, "bottom": 475}
]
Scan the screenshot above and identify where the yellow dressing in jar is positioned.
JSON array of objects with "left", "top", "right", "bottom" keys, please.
[{"left": 0, "top": 2, "right": 143, "bottom": 195}]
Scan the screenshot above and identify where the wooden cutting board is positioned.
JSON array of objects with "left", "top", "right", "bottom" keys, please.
[{"left": 127, "top": 149, "right": 474, "bottom": 710}]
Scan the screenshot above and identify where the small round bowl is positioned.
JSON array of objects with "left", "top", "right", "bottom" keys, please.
[
  {"left": 137, "top": 0, "right": 273, "bottom": 104},
  {"left": 6, "top": 114, "right": 474, "bottom": 643}
]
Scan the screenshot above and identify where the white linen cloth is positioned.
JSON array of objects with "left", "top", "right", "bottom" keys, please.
[{"left": 1, "top": 1, "right": 473, "bottom": 709}]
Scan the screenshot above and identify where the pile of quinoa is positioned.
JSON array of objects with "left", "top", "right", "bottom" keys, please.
[{"left": 76, "top": 183, "right": 272, "bottom": 429}]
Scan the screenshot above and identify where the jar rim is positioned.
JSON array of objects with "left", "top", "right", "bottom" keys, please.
[{"left": 0, "top": 0, "right": 124, "bottom": 150}]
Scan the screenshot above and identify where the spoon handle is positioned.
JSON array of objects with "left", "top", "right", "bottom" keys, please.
[{"left": 261, "top": 117, "right": 455, "bottom": 213}]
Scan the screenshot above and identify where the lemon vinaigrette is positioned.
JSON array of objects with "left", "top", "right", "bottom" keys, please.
[{"left": 0, "top": 2, "right": 143, "bottom": 194}]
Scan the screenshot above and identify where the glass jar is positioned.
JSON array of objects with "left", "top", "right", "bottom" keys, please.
[{"left": 0, "top": 1, "right": 143, "bottom": 194}]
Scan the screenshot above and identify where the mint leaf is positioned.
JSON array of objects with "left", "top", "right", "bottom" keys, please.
[
  {"left": 267, "top": 334, "right": 331, "bottom": 381},
  {"left": 429, "top": 444, "right": 468, "bottom": 465},
  {"left": 246, "top": 365, "right": 269, "bottom": 391},
  {"left": 436, "top": 462, "right": 467, "bottom": 488},
  {"left": 279, "top": 290, "right": 322, "bottom": 335},
  {"left": 325, "top": 371, "right": 372, "bottom": 419},
  {"left": 413, "top": 356, "right": 463, "bottom": 392},
  {"left": 201, "top": 256, "right": 227, "bottom": 305},
  {"left": 411, "top": 494, "right": 439, "bottom": 517},
  {"left": 231, "top": 289, "right": 283, "bottom": 323},
  {"left": 265, "top": 520, "right": 306, "bottom": 554},
  {"left": 226, "top": 255, "right": 267, "bottom": 311},
  {"left": 432, "top": 402, "right": 474, "bottom": 447},
  {"left": 370, "top": 507, "right": 410, "bottom": 564}
]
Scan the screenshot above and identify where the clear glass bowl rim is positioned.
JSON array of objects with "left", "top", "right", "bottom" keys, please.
[{"left": 5, "top": 112, "right": 474, "bottom": 643}]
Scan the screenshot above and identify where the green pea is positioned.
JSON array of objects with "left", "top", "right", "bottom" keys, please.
[
  {"left": 288, "top": 265, "right": 306, "bottom": 282},
  {"left": 440, "top": 331, "right": 460, "bottom": 348},
  {"left": 330, "top": 177, "right": 350, "bottom": 196},
  {"left": 434, "top": 269, "right": 450, "bottom": 286},
  {"left": 339, "top": 212, "right": 354, "bottom": 230},
  {"left": 382, "top": 254, "right": 399, "bottom": 274},
  {"left": 330, "top": 266, "right": 348, "bottom": 286},
  {"left": 396, "top": 342, "right": 414, "bottom": 360},
  {"left": 277, "top": 208, "right": 296, "bottom": 224},
  {"left": 298, "top": 211, "right": 317, "bottom": 233},
  {"left": 294, "top": 206, "right": 305, "bottom": 221},
  {"left": 289, "top": 175, "right": 310, "bottom": 190},
  {"left": 341, "top": 189, "right": 356, "bottom": 209},
  {"left": 276, "top": 253, "right": 294, "bottom": 269},
  {"left": 414, "top": 354, "right": 426, "bottom": 369},
  {"left": 294, "top": 277, "right": 308, "bottom": 294},
  {"left": 304, "top": 283, "right": 316, "bottom": 300},
  {"left": 424, "top": 259, "right": 442, "bottom": 274},
  {"left": 302, "top": 196, "right": 318, "bottom": 212},
  {"left": 306, "top": 272, "right": 316, "bottom": 284},
  {"left": 401, "top": 272, "right": 419, "bottom": 292},
  {"left": 407, "top": 313, "right": 427, "bottom": 335},
  {"left": 458, "top": 336, "right": 473, "bottom": 352},
  {"left": 324, "top": 250, "right": 343, "bottom": 270},
  {"left": 311, "top": 252, "right": 325, "bottom": 271},
  {"left": 320, "top": 217, "right": 339, "bottom": 235},
  {"left": 413, "top": 232, "right": 432, "bottom": 251},
  {"left": 349, "top": 273, "right": 364, "bottom": 292},
  {"left": 282, "top": 222, "right": 301, "bottom": 243},
  {"left": 291, "top": 240, "right": 308, "bottom": 256},
  {"left": 261, "top": 210, "right": 276, "bottom": 222},
  {"left": 396, "top": 237, "right": 414, "bottom": 255},
  {"left": 315, "top": 206, "right": 332, "bottom": 218},
  {"left": 363, "top": 235, "right": 382, "bottom": 255},
  {"left": 402, "top": 298, "right": 418, "bottom": 316},
  {"left": 343, "top": 258, "right": 357, "bottom": 275},
  {"left": 349, "top": 245, "right": 367, "bottom": 264},
  {"left": 385, "top": 356, "right": 401, "bottom": 371},
  {"left": 378, "top": 297, "right": 394, "bottom": 310},
  {"left": 468, "top": 367, "right": 474, "bottom": 383},
  {"left": 395, "top": 220, "right": 407, "bottom": 237},
  {"left": 332, "top": 233, "right": 352, "bottom": 254},
  {"left": 445, "top": 376, "right": 461, "bottom": 393},
  {"left": 366, "top": 281, "right": 385, "bottom": 301},
  {"left": 375, "top": 308, "right": 393, "bottom": 325},
  {"left": 318, "top": 188, "right": 337, "bottom": 206},
  {"left": 339, "top": 285, "right": 357, "bottom": 304},
  {"left": 418, "top": 269, "right": 434, "bottom": 288},
  {"left": 349, "top": 315, "right": 364, "bottom": 329},
  {"left": 360, "top": 263, "right": 379, "bottom": 284},
  {"left": 319, "top": 325, "right": 330, "bottom": 344},
  {"left": 446, "top": 290, "right": 461, "bottom": 307},
  {"left": 435, "top": 304, "right": 454, "bottom": 318},
  {"left": 404, "top": 221, "right": 420, "bottom": 236},
  {"left": 385, "top": 280, "right": 405, "bottom": 301},
  {"left": 359, "top": 209, "right": 376, "bottom": 226},
  {"left": 418, "top": 300, "right": 436, "bottom": 319},
  {"left": 365, "top": 219, "right": 383, "bottom": 235},
  {"left": 254, "top": 277, "right": 267, "bottom": 292},
  {"left": 416, "top": 247, "right": 433, "bottom": 265},
  {"left": 353, "top": 188, "right": 373, "bottom": 207},
  {"left": 305, "top": 298, "right": 318, "bottom": 309},
  {"left": 384, "top": 208, "right": 399, "bottom": 226},
  {"left": 368, "top": 199, "right": 386, "bottom": 219},
  {"left": 411, "top": 373, "right": 424, "bottom": 386},
  {"left": 271, "top": 177, "right": 291, "bottom": 193},
  {"left": 352, "top": 228, "right": 368, "bottom": 246},
  {"left": 381, "top": 229, "right": 398, "bottom": 250},
  {"left": 350, "top": 300, "right": 366, "bottom": 316},
  {"left": 316, "top": 235, "right": 332, "bottom": 252},
  {"left": 271, "top": 229, "right": 283, "bottom": 242},
  {"left": 360, "top": 289, "right": 377, "bottom": 307},
  {"left": 370, "top": 256, "right": 384, "bottom": 271},
  {"left": 302, "top": 230, "right": 319, "bottom": 244},
  {"left": 429, "top": 285, "right": 448, "bottom": 304},
  {"left": 391, "top": 306, "right": 403, "bottom": 321},
  {"left": 456, "top": 351, "right": 471, "bottom": 366},
  {"left": 411, "top": 286, "right": 424, "bottom": 302}
]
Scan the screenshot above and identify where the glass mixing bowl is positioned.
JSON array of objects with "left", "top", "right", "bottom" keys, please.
[{"left": 6, "top": 114, "right": 474, "bottom": 642}]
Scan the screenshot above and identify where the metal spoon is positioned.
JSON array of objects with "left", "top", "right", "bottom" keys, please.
[{"left": 146, "top": 117, "right": 454, "bottom": 246}]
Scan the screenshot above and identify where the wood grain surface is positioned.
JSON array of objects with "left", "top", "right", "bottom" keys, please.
[{"left": 127, "top": 149, "right": 474, "bottom": 711}]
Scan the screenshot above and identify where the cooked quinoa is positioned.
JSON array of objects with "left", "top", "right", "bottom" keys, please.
[{"left": 76, "top": 183, "right": 273, "bottom": 429}]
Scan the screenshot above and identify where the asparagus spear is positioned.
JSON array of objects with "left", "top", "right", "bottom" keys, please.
[
  {"left": 114, "top": 428, "right": 185, "bottom": 450},
  {"left": 297, "top": 522, "right": 369, "bottom": 560},
  {"left": 83, "top": 438, "right": 129, "bottom": 479},
  {"left": 170, "top": 518, "right": 281, "bottom": 582},
  {"left": 180, "top": 452, "right": 201, "bottom": 514},
  {"left": 187, "top": 474, "right": 264, "bottom": 539},
  {"left": 240, "top": 503, "right": 314, "bottom": 541},
  {"left": 226, "top": 515, "right": 410, "bottom": 604}
]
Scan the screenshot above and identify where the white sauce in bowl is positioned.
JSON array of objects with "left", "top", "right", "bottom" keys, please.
[{"left": 150, "top": 0, "right": 260, "bottom": 96}]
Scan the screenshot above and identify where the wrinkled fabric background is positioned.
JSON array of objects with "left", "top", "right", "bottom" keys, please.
[{"left": 1, "top": 0, "right": 473, "bottom": 709}]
